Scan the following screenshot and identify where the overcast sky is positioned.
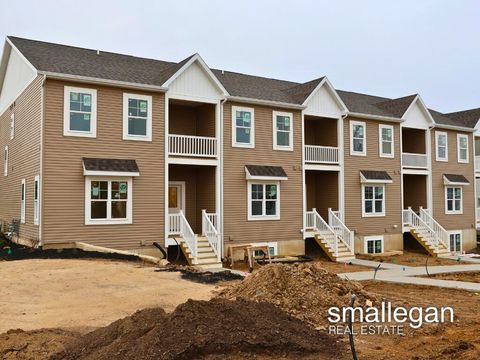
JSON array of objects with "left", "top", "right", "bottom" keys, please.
[{"left": 1, "top": 0, "right": 479, "bottom": 113}]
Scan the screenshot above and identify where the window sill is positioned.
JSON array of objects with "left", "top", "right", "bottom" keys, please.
[
  {"left": 64, "top": 131, "right": 96, "bottom": 138},
  {"left": 273, "top": 146, "right": 293, "bottom": 152},
  {"left": 85, "top": 219, "right": 132, "bottom": 225},
  {"left": 445, "top": 211, "right": 463, "bottom": 215},
  {"left": 123, "top": 135, "right": 152, "bottom": 142},
  {"left": 380, "top": 154, "right": 394, "bottom": 159},
  {"left": 233, "top": 142, "right": 255, "bottom": 149},
  {"left": 248, "top": 216, "right": 280, "bottom": 221},
  {"left": 350, "top": 151, "right": 366, "bottom": 157},
  {"left": 436, "top": 158, "right": 448, "bottom": 162},
  {"left": 362, "top": 213, "right": 385, "bottom": 218}
]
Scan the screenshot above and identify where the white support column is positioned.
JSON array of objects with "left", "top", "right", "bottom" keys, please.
[
  {"left": 426, "top": 128, "right": 433, "bottom": 214},
  {"left": 164, "top": 94, "right": 170, "bottom": 247},
  {"left": 338, "top": 115, "right": 345, "bottom": 221},
  {"left": 301, "top": 111, "right": 306, "bottom": 239}
]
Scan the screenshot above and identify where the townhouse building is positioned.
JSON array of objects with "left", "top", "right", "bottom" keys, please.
[{"left": 0, "top": 37, "right": 477, "bottom": 267}]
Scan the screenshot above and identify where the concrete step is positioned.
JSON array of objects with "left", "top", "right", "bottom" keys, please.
[{"left": 194, "top": 257, "right": 222, "bottom": 265}]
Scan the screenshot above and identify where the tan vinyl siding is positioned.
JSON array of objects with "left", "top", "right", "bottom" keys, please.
[
  {"left": 42, "top": 79, "right": 165, "bottom": 249},
  {"left": 169, "top": 103, "right": 215, "bottom": 137},
  {"left": 223, "top": 102, "right": 303, "bottom": 248},
  {"left": 0, "top": 76, "right": 43, "bottom": 243},
  {"left": 431, "top": 130, "right": 475, "bottom": 230},
  {"left": 344, "top": 118, "right": 402, "bottom": 237}
]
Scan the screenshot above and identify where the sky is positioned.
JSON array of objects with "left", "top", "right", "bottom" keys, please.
[{"left": 1, "top": 0, "right": 479, "bottom": 113}]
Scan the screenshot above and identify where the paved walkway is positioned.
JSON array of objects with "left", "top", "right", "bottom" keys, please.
[{"left": 338, "top": 258, "right": 480, "bottom": 292}]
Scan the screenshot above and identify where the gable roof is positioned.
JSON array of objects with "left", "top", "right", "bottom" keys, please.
[
  {"left": 374, "top": 94, "right": 418, "bottom": 118},
  {"left": 446, "top": 108, "right": 480, "bottom": 128}
]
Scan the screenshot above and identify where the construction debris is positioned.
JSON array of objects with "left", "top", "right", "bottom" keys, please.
[{"left": 155, "top": 265, "right": 245, "bottom": 284}]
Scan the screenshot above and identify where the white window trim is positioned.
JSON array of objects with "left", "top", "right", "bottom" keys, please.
[
  {"left": 34, "top": 175, "right": 40, "bottom": 226},
  {"left": 63, "top": 86, "right": 97, "bottom": 138},
  {"left": 457, "top": 134, "right": 469, "bottom": 163},
  {"left": 10, "top": 113, "right": 14, "bottom": 140},
  {"left": 435, "top": 131, "right": 448, "bottom": 162},
  {"left": 85, "top": 176, "right": 133, "bottom": 225},
  {"left": 252, "top": 242, "right": 278, "bottom": 257},
  {"left": 122, "top": 93, "right": 152, "bottom": 141},
  {"left": 448, "top": 231, "right": 462, "bottom": 253},
  {"left": 232, "top": 105, "right": 255, "bottom": 148},
  {"left": 20, "top": 178, "right": 26, "bottom": 224},
  {"left": 379, "top": 124, "right": 394, "bottom": 158},
  {"left": 361, "top": 184, "right": 386, "bottom": 217},
  {"left": 247, "top": 180, "right": 281, "bottom": 220},
  {"left": 364, "top": 235, "right": 384, "bottom": 254},
  {"left": 272, "top": 111, "right": 293, "bottom": 151},
  {"left": 4, "top": 146, "right": 8, "bottom": 177},
  {"left": 445, "top": 186, "right": 463, "bottom": 214},
  {"left": 350, "top": 120, "right": 366, "bottom": 156}
]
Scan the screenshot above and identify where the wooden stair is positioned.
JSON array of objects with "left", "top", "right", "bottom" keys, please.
[
  {"left": 175, "top": 236, "right": 222, "bottom": 268},
  {"left": 314, "top": 232, "right": 355, "bottom": 262},
  {"left": 410, "top": 229, "right": 450, "bottom": 257}
]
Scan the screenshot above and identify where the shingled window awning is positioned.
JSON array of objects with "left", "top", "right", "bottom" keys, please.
[
  {"left": 245, "top": 165, "right": 288, "bottom": 180},
  {"left": 82, "top": 158, "right": 140, "bottom": 176},
  {"left": 443, "top": 174, "right": 469, "bottom": 186},
  {"left": 360, "top": 170, "right": 393, "bottom": 184}
]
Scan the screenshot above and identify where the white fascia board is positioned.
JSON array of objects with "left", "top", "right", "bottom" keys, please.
[
  {"left": 433, "top": 123, "right": 476, "bottom": 133},
  {"left": 304, "top": 164, "right": 341, "bottom": 172},
  {"left": 83, "top": 169, "right": 140, "bottom": 177},
  {"left": 302, "top": 77, "right": 348, "bottom": 114},
  {"left": 39, "top": 71, "right": 168, "bottom": 93},
  {"left": 162, "top": 53, "right": 229, "bottom": 96},
  {"left": 245, "top": 167, "right": 288, "bottom": 181},
  {"left": 226, "top": 96, "right": 306, "bottom": 110},
  {"left": 346, "top": 112, "right": 403, "bottom": 123},
  {"left": 402, "top": 168, "right": 429, "bottom": 175},
  {"left": 360, "top": 173, "right": 393, "bottom": 184}
]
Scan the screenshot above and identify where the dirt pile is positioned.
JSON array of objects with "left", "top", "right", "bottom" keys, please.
[
  {"left": 53, "top": 298, "right": 346, "bottom": 360},
  {"left": 0, "top": 328, "right": 78, "bottom": 359},
  {"left": 218, "top": 262, "right": 380, "bottom": 327}
]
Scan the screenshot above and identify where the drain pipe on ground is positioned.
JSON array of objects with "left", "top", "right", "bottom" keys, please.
[
  {"left": 347, "top": 294, "right": 359, "bottom": 360},
  {"left": 373, "top": 263, "right": 382, "bottom": 280},
  {"left": 425, "top": 254, "right": 431, "bottom": 277}
]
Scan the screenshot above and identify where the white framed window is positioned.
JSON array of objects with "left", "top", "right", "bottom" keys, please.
[
  {"left": 34, "top": 175, "right": 40, "bottom": 225},
  {"left": 457, "top": 134, "right": 469, "bottom": 163},
  {"left": 64, "top": 86, "right": 97, "bottom": 137},
  {"left": 10, "top": 113, "right": 14, "bottom": 140},
  {"left": 435, "top": 131, "right": 448, "bottom": 161},
  {"left": 20, "top": 179, "right": 26, "bottom": 224},
  {"left": 350, "top": 120, "right": 366, "bottom": 156},
  {"left": 379, "top": 124, "right": 394, "bottom": 158},
  {"left": 85, "top": 177, "right": 133, "bottom": 225},
  {"left": 123, "top": 93, "right": 152, "bottom": 141},
  {"left": 364, "top": 235, "right": 384, "bottom": 254},
  {"left": 232, "top": 106, "right": 254, "bottom": 148},
  {"left": 362, "top": 184, "right": 385, "bottom": 217},
  {"left": 445, "top": 186, "right": 462, "bottom": 214},
  {"left": 273, "top": 111, "right": 293, "bottom": 151},
  {"left": 4, "top": 146, "right": 8, "bottom": 176},
  {"left": 449, "top": 231, "right": 462, "bottom": 252},
  {"left": 247, "top": 181, "right": 280, "bottom": 220},
  {"left": 253, "top": 242, "right": 278, "bottom": 257}
]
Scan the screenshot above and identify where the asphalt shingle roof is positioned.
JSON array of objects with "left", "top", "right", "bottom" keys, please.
[
  {"left": 83, "top": 158, "right": 139, "bottom": 173},
  {"left": 245, "top": 165, "right": 288, "bottom": 179},
  {"left": 446, "top": 108, "right": 480, "bottom": 128}
]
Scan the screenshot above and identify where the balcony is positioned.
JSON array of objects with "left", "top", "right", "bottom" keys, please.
[
  {"left": 168, "top": 134, "right": 217, "bottom": 158},
  {"left": 304, "top": 145, "right": 339, "bottom": 164},
  {"left": 402, "top": 152, "right": 427, "bottom": 168}
]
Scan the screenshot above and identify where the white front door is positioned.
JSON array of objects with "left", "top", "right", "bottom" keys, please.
[{"left": 168, "top": 181, "right": 185, "bottom": 214}]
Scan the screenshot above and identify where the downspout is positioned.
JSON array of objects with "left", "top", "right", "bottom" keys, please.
[
  {"left": 219, "top": 97, "right": 227, "bottom": 259},
  {"left": 39, "top": 74, "right": 46, "bottom": 247}
]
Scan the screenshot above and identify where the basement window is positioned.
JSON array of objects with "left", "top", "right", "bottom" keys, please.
[
  {"left": 365, "top": 236, "right": 383, "bottom": 254},
  {"left": 449, "top": 232, "right": 461, "bottom": 252},
  {"left": 85, "top": 177, "right": 132, "bottom": 225},
  {"left": 64, "top": 86, "right": 97, "bottom": 137}
]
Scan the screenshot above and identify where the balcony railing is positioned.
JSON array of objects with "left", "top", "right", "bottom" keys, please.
[
  {"left": 476, "top": 156, "right": 480, "bottom": 171},
  {"left": 168, "top": 134, "right": 217, "bottom": 158},
  {"left": 402, "top": 152, "right": 428, "bottom": 168},
  {"left": 304, "top": 145, "right": 339, "bottom": 164}
]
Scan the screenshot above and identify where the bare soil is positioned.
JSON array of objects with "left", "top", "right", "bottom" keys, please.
[
  {"left": 0, "top": 259, "right": 217, "bottom": 333},
  {"left": 357, "top": 250, "right": 461, "bottom": 267},
  {"left": 419, "top": 271, "right": 480, "bottom": 283}
]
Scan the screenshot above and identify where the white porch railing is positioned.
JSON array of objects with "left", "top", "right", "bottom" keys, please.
[
  {"left": 168, "top": 134, "right": 217, "bottom": 158},
  {"left": 403, "top": 207, "right": 444, "bottom": 253},
  {"left": 476, "top": 156, "right": 480, "bottom": 172},
  {"left": 202, "top": 210, "right": 221, "bottom": 262},
  {"left": 304, "top": 145, "right": 339, "bottom": 164},
  {"left": 305, "top": 208, "right": 338, "bottom": 256},
  {"left": 168, "top": 213, "right": 181, "bottom": 235},
  {"left": 179, "top": 210, "right": 198, "bottom": 260},
  {"left": 402, "top": 152, "right": 428, "bottom": 168},
  {"left": 418, "top": 207, "right": 449, "bottom": 250},
  {"left": 328, "top": 208, "right": 354, "bottom": 255}
]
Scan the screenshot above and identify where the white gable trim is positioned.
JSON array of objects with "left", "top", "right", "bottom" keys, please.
[
  {"left": 162, "top": 53, "right": 228, "bottom": 97},
  {"left": 303, "top": 77, "right": 348, "bottom": 118},
  {"left": 402, "top": 95, "right": 435, "bottom": 128}
]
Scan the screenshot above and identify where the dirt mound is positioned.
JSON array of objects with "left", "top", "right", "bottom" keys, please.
[
  {"left": 218, "top": 262, "right": 380, "bottom": 327},
  {"left": 54, "top": 298, "right": 346, "bottom": 359},
  {"left": 0, "top": 328, "right": 77, "bottom": 359}
]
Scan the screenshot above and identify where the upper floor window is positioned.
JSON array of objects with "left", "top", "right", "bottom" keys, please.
[
  {"left": 379, "top": 124, "right": 394, "bottom": 158},
  {"left": 362, "top": 184, "right": 385, "bottom": 217},
  {"left": 457, "top": 134, "right": 469, "bottom": 163},
  {"left": 273, "top": 111, "right": 293, "bottom": 151},
  {"left": 435, "top": 131, "right": 448, "bottom": 161},
  {"left": 10, "top": 114, "right": 14, "bottom": 140},
  {"left": 3, "top": 146, "right": 8, "bottom": 177},
  {"left": 445, "top": 186, "right": 462, "bottom": 214},
  {"left": 350, "top": 120, "right": 366, "bottom": 156},
  {"left": 123, "top": 93, "right": 152, "bottom": 141},
  {"left": 232, "top": 106, "right": 254, "bottom": 148},
  {"left": 64, "top": 86, "right": 97, "bottom": 137}
]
